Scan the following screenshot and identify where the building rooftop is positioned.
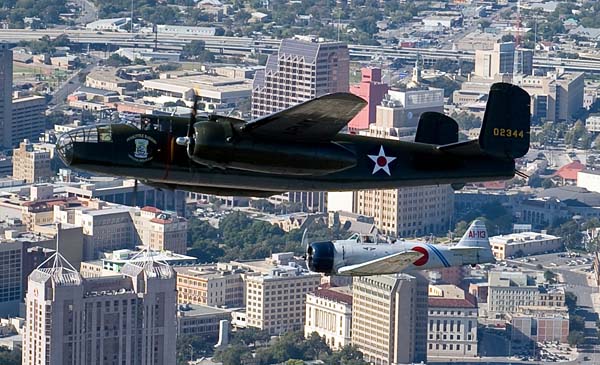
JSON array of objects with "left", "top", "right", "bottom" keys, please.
[
  {"left": 178, "top": 304, "right": 232, "bottom": 317},
  {"left": 490, "top": 232, "right": 559, "bottom": 245},
  {"left": 536, "top": 186, "right": 600, "bottom": 207},
  {"left": 555, "top": 161, "right": 585, "bottom": 181},
  {"left": 312, "top": 286, "right": 353, "bottom": 305}
]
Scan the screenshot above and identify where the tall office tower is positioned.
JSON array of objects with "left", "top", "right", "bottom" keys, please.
[
  {"left": 0, "top": 43, "right": 12, "bottom": 148},
  {"left": 348, "top": 67, "right": 389, "bottom": 131},
  {"left": 12, "top": 139, "right": 53, "bottom": 183},
  {"left": 352, "top": 273, "right": 429, "bottom": 365},
  {"left": 23, "top": 252, "right": 177, "bottom": 365},
  {"left": 355, "top": 185, "right": 454, "bottom": 237},
  {"left": 11, "top": 92, "right": 46, "bottom": 147},
  {"left": 474, "top": 42, "right": 515, "bottom": 79},
  {"left": 251, "top": 38, "right": 349, "bottom": 119}
]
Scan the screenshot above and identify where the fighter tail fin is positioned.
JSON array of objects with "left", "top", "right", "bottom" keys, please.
[
  {"left": 455, "top": 220, "right": 490, "bottom": 249},
  {"left": 478, "top": 82, "right": 531, "bottom": 159}
]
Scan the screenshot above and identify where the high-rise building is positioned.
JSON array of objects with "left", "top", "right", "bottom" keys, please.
[
  {"left": 23, "top": 253, "right": 177, "bottom": 365},
  {"left": 0, "top": 43, "right": 12, "bottom": 148},
  {"left": 0, "top": 241, "right": 23, "bottom": 316},
  {"left": 12, "top": 139, "right": 52, "bottom": 183},
  {"left": 244, "top": 264, "right": 321, "bottom": 335},
  {"left": 427, "top": 284, "right": 479, "bottom": 358},
  {"left": 356, "top": 90, "right": 453, "bottom": 237},
  {"left": 10, "top": 92, "right": 46, "bottom": 146},
  {"left": 474, "top": 42, "right": 515, "bottom": 79},
  {"left": 304, "top": 286, "right": 353, "bottom": 350},
  {"left": 251, "top": 38, "right": 349, "bottom": 119},
  {"left": 355, "top": 185, "right": 454, "bottom": 237},
  {"left": 348, "top": 67, "right": 389, "bottom": 131},
  {"left": 352, "top": 273, "right": 429, "bottom": 365}
]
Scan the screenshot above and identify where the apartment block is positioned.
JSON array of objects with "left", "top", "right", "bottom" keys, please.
[
  {"left": 488, "top": 271, "right": 565, "bottom": 318},
  {"left": 305, "top": 286, "right": 353, "bottom": 350},
  {"left": 427, "top": 285, "right": 479, "bottom": 358},
  {"left": 23, "top": 254, "right": 177, "bottom": 365},
  {"left": 12, "top": 139, "right": 52, "bottom": 183},
  {"left": 251, "top": 38, "right": 349, "bottom": 119},
  {"left": 352, "top": 273, "right": 429, "bottom": 365},
  {"left": 175, "top": 264, "right": 245, "bottom": 308},
  {"left": 244, "top": 264, "right": 321, "bottom": 335}
]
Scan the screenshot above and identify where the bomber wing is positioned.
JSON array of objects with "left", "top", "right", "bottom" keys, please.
[
  {"left": 338, "top": 250, "right": 423, "bottom": 276},
  {"left": 243, "top": 93, "right": 367, "bottom": 142}
]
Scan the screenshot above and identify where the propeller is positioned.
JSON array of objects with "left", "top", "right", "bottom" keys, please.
[
  {"left": 132, "top": 178, "right": 138, "bottom": 207},
  {"left": 176, "top": 93, "right": 199, "bottom": 157},
  {"left": 301, "top": 228, "right": 309, "bottom": 260}
]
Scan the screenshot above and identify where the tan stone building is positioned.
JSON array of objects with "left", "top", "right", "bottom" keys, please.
[
  {"left": 513, "top": 71, "right": 585, "bottom": 122},
  {"left": 355, "top": 185, "right": 454, "bottom": 237},
  {"left": 427, "top": 285, "right": 479, "bottom": 358},
  {"left": 489, "top": 231, "right": 562, "bottom": 259},
  {"left": 304, "top": 286, "right": 352, "bottom": 350},
  {"left": 12, "top": 140, "right": 52, "bottom": 183},
  {"left": 175, "top": 264, "right": 245, "bottom": 308},
  {"left": 23, "top": 254, "right": 177, "bottom": 365},
  {"left": 132, "top": 206, "right": 187, "bottom": 254},
  {"left": 352, "top": 273, "right": 429, "bottom": 365},
  {"left": 244, "top": 265, "right": 321, "bottom": 335},
  {"left": 508, "top": 306, "right": 569, "bottom": 344}
]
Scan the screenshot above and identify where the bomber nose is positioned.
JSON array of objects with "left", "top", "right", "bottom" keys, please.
[{"left": 56, "top": 132, "right": 74, "bottom": 166}]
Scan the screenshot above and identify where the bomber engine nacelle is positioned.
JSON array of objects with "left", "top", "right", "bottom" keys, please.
[
  {"left": 306, "top": 241, "right": 335, "bottom": 274},
  {"left": 188, "top": 120, "right": 356, "bottom": 176}
]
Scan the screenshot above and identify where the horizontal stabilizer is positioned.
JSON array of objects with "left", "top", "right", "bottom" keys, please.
[
  {"left": 415, "top": 112, "right": 459, "bottom": 145},
  {"left": 338, "top": 250, "right": 422, "bottom": 275}
]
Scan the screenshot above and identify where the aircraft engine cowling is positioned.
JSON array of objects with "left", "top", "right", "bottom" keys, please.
[
  {"left": 188, "top": 121, "right": 356, "bottom": 175},
  {"left": 306, "top": 241, "right": 335, "bottom": 274}
]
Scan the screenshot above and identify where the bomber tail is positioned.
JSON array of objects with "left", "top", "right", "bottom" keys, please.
[
  {"left": 478, "top": 82, "right": 531, "bottom": 159},
  {"left": 451, "top": 220, "right": 495, "bottom": 264}
]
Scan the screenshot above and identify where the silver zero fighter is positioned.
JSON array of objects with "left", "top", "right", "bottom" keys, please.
[{"left": 306, "top": 220, "right": 494, "bottom": 276}]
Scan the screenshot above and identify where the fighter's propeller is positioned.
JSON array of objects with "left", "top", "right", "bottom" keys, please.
[{"left": 175, "top": 93, "right": 199, "bottom": 157}]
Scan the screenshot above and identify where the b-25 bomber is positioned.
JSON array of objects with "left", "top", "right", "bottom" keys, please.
[{"left": 56, "top": 82, "right": 531, "bottom": 196}]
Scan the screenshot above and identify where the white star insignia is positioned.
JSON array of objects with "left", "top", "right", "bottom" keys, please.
[{"left": 368, "top": 146, "right": 396, "bottom": 176}]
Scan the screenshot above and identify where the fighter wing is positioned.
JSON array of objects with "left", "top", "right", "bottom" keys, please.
[
  {"left": 337, "top": 250, "right": 423, "bottom": 276},
  {"left": 243, "top": 93, "right": 367, "bottom": 142}
]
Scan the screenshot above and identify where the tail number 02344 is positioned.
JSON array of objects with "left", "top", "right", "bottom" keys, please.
[{"left": 493, "top": 128, "right": 524, "bottom": 138}]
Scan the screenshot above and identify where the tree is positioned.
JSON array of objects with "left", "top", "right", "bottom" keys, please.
[
  {"left": 450, "top": 111, "right": 482, "bottom": 130},
  {"left": 105, "top": 54, "right": 131, "bottom": 67},
  {"left": 453, "top": 221, "right": 468, "bottom": 237},
  {"left": 0, "top": 347, "right": 20, "bottom": 365},
  {"left": 567, "top": 330, "right": 585, "bottom": 346},
  {"left": 433, "top": 58, "right": 458, "bottom": 73},
  {"left": 323, "top": 345, "right": 369, "bottom": 365},
  {"left": 565, "top": 291, "right": 577, "bottom": 313},
  {"left": 479, "top": 19, "right": 491, "bottom": 29},
  {"left": 176, "top": 335, "right": 215, "bottom": 365},
  {"left": 554, "top": 221, "right": 583, "bottom": 249},
  {"left": 502, "top": 34, "right": 516, "bottom": 42},
  {"left": 544, "top": 270, "right": 557, "bottom": 284},
  {"left": 214, "top": 343, "right": 252, "bottom": 365}
]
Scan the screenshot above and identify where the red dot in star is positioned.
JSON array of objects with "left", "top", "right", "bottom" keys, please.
[{"left": 377, "top": 156, "right": 387, "bottom": 166}]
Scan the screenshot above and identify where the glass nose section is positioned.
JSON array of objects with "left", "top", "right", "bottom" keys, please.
[
  {"left": 56, "top": 132, "right": 74, "bottom": 166},
  {"left": 55, "top": 125, "right": 108, "bottom": 166}
]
